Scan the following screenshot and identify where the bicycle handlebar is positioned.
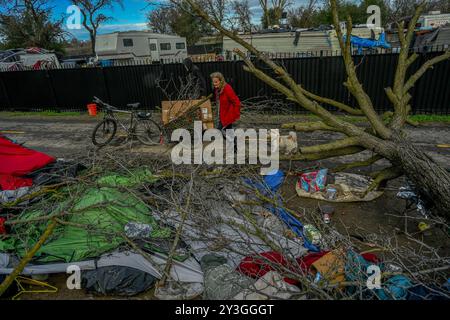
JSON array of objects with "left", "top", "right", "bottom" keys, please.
[{"left": 93, "top": 96, "right": 117, "bottom": 112}]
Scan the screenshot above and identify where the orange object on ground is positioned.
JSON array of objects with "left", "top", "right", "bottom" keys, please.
[
  {"left": 87, "top": 103, "right": 98, "bottom": 116},
  {"left": 311, "top": 249, "right": 346, "bottom": 285}
]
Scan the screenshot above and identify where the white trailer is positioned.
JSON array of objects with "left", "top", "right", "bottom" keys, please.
[
  {"left": 417, "top": 11, "right": 450, "bottom": 29},
  {"left": 222, "top": 27, "right": 384, "bottom": 59},
  {"left": 0, "top": 50, "right": 60, "bottom": 71},
  {"left": 95, "top": 31, "right": 188, "bottom": 63}
]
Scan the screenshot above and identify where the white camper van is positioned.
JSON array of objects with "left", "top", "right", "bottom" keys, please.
[
  {"left": 95, "top": 31, "right": 188, "bottom": 63},
  {"left": 222, "top": 27, "right": 384, "bottom": 59},
  {"left": 417, "top": 11, "right": 450, "bottom": 29},
  {"left": 0, "top": 49, "right": 61, "bottom": 71}
]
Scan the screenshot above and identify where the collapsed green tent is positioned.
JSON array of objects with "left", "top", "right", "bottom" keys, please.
[{"left": 0, "top": 169, "right": 172, "bottom": 263}]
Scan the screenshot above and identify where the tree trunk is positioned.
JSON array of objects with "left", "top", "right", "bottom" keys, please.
[
  {"left": 90, "top": 32, "right": 96, "bottom": 55},
  {"left": 390, "top": 137, "right": 450, "bottom": 218}
]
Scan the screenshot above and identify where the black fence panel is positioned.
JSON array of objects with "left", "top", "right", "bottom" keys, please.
[
  {"left": 1, "top": 70, "right": 58, "bottom": 111},
  {"left": 0, "top": 52, "right": 448, "bottom": 114},
  {"left": 352, "top": 53, "right": 398, "bottom": 113},
  {"left": 0, "top": 72, "right": 10, "bottom": 109},
  {"left": 103, "top": 64, "right": 162, "bottom": 109},
  {"left": 410, "top": 52, "right": 450, "bottom": 114},
  {"left": 48, "top": 67, "right": 108, "bottom": 111}
]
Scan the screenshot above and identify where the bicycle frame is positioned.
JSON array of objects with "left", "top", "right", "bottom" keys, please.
[
  {"left": 103, "top": 108, "right": 137, "bottom": 135},
  {"left": 93, "top": 96, "right": 162, "bottom": 146}
]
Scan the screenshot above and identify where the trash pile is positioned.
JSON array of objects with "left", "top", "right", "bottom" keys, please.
[
  {"left": 1, "top": 138, "right": 449, "bottom": 300},
  {"left": 296, "top": 168, "right": 384, "bottom": 202}
]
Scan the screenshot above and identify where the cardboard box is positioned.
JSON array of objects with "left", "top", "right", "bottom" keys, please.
[
  {"left": 311, "top": 249, "right": 346, "bottom": 285},
  {"left": 161, "top": 99, "right": 214, "bottom": 129}
]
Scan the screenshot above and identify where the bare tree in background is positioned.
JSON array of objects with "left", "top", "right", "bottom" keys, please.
[
  {"left": 203, "top": 0, "right": 229, "bottom": 26},
  {"left": 385, "top": 0, "right": 422, "bottom": 22},
  {"left": 259, "top": 0, "right": 292, "bottom": 27},
  {"left": 70, "top": 0, "right": 124, "bottom": 55},
  {"left": 385, "top": 0, "right": 450, "bottom": 23},
  {"left": 433, "top": 0, "right": 450, "bottom": 12},
  {"left": 0, "top": 0, "right": 66, "bottom": 51},
  {"left": 147, "top": 1, "right": 217, "bottom": 45},
  {"left": 270, "top": 0, "right": 291, "bottom": 24},
  {"left": 232, "top": 0, "right": 253, "bottom": 32},
  {"left": 148, "top": 5, "right": 175, "bottom": 34},
  {"left": 287, "top": 0, "right": 319, "bottom": 28},
  {"left": 259, "top": 0, "right": 270, "bottom": 28},
  {"left": 169, "top": 0, "right": 450, "bottom": 218}
]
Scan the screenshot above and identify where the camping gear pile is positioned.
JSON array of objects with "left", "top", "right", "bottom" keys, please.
[
  {"left": 296, "top": 169, "right": 384, "bottom": 202},
  {"left": 1, "top": 137, "right": 449, "bottom": 300}
]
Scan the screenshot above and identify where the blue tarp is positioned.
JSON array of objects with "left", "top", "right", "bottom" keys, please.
[
  {"left": 244, "top": 170, "right": 320, "bottom": 252},
  {"left": 343, "top": 32, "right": 391, "bottom": 54}
]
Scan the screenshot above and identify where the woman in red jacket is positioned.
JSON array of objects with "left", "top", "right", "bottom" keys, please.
[{"left": 210, "top": 72, "right": 241, "bottom": 132}]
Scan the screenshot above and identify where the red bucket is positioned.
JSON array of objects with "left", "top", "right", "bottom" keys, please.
[{"left": 87, "top": 103, "right": 98, "bottom": 116}]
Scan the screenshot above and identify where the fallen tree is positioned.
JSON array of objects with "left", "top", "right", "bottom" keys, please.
[{"left": 169, "top": 0, "right": 450, "bottom": 218}]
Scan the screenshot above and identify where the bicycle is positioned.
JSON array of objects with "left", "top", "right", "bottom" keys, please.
[{"left": 91, "top": 96, "right": 162, "bottom": 147}]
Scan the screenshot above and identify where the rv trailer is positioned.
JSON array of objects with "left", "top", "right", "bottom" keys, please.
[{"left": 95, "top": 31, "right": 188, "bottom": 63}]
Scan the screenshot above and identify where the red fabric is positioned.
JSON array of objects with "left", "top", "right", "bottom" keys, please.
[
  {"left": 361, "top": 253, "right": 379, "bottom": 264},
  {"left": 0, "top": 174, "right": 33, "bottom": 191},
  {"left": 215, "top": 84, "right": 241, "bottom": 127},
  {"left": 236, "top": 251, "right": 301, "bottom": 285},
  {"left": 296, "top": 251, "right": 380, "bottom": 274},
  {"left": 0, "top": 217, "right": 6, "bottom": 235},
  {"left": 296, "top": 251, "right": 330, "bottom": 272},
  {"left": 237, "top": 251, "right": 380, "bottom": 285},
  {"left": 0, "top": 137, "right": 55, "bottom": 176}
]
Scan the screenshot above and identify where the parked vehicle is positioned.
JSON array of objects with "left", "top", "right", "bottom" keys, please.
[
  {"left": 0, "top": 48, "right": 61, "bottom": 71},
  {"left": 95, "top": 31, "right": 188, "bottom": 64}
]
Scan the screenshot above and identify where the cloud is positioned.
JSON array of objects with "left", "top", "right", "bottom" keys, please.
[
  {"left": 65, "top": 22, "right": 149, "bottom": 40},
  {"left": 64, "top": 0, "right": 311, "bottom": 40}
]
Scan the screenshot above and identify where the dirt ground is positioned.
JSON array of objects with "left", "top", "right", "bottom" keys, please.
[
  {"left": 1, "top": 112, "right": 449, "bottom": 300},
  {"left": 1, "top": 112, "right": 449, "bottom": 166}
]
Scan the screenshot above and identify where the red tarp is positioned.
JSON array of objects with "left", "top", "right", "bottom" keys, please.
[
  {"left": 0, "top": 174, "right": 33, "bottom": 191},
  {"left": 236, "top": 251, "right": 380, "bottom": 285},
  {"left": 0, "top": 136, "right": 55, "bottom": 181},
  {"left": 0, "top": 217, "right": 6, "bottom": 234}
]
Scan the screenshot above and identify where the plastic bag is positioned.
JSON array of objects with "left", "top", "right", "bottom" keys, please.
[
  {"left": 82, "top": 266, "right": 156, "bottom": 296},
  {"left": 124, "top": 222, "right": 153, "bottom": 239},
  {"left": 397, "top": 184, "right": 429, "bottom": 218},
  {"left": 300, "top": 169, "right": 328, "bottom": 192}
]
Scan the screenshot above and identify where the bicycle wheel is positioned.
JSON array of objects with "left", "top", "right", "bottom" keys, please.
[
  {"left": 135, "top": 119, "right": 162, "bottom": 146},
  {"left": 92, "top": 119, "right": 117, "bottom": 147}
]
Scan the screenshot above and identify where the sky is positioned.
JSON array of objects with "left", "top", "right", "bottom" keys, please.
[
  {"left": 51, "top": 0, "right": 310, "bottom": 41},
  {"left": 54, "top": 0, "right": 151, "bottom": 40}
]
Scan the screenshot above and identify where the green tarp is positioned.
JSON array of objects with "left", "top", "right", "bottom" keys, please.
[
  {"left": 0, "top": 169, "right": 172, "bottom": 263},
  {"left": 97, "top": 168, "right": 157, "bottom": 188}
]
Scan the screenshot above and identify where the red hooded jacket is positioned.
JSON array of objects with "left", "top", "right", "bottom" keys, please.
[{"left": 215, "top": 83, "right": 241, "bottom": 128}]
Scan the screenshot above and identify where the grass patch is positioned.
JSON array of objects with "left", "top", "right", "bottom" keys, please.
[
  {"left": 311, "top": 114, "right": 450, "bottom": 123},
  {"left": 2, "top": 110, "right": 450, "bottom": 123},
  {"left": 1, "top": 111, "right": 84, "bottom": 117},
  {"left": 408, "top": 115, "right": 450, "bottom": 123},
  {"left": 248, "top": 113, "right": 450, "bottom": 123}
]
